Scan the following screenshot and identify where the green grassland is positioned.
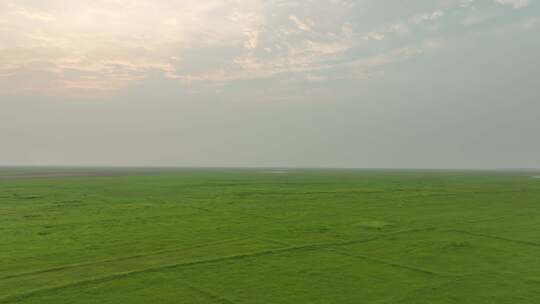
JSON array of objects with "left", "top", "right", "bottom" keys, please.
[{"left": 1, "top": 168, "right": 540, "bottom": 303}]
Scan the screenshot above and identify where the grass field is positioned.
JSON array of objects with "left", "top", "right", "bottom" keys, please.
[{"left": 1, "top": 167, "right": 540, "bottom": 303}]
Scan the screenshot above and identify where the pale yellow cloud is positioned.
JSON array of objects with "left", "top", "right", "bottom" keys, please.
[
  {"left": 0, "top": 0, "right": 261, "bottom": 97},
  {"left": 0, "top": 0, "right": 455, "bottom": 98}
]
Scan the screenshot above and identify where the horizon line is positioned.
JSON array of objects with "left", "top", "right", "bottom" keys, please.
[{"left": 0, "top": 164, "right": 539, "bottom": 172}]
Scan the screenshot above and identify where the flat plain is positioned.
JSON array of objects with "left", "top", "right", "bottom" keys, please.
[{"left": 1, "top": 167, "right": 540, "bottom": 303}]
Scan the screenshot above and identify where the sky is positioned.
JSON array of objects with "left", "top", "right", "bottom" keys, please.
[{"left": 1, "top": 0, "right": 539, "bottom": 169}]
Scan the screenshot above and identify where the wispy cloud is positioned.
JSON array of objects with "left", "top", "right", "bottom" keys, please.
[
  {"left": 495, "top": 0, "right": 530, "bottom": 9},
  {"left": 0, "top": 0, "right": 260, "bottom": 96},
  {"left": 410, "top": 11, "right": 445, "bottom": 24},
  {"left": 0, "top": 0, "right": 535, "bottom": 98},
  {"left": 289, "top": 15, "right": 312, "bottom": 32}
]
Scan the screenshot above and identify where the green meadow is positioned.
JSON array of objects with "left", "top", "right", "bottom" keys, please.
[{"left": 1, "top": 168, "right": 540, "bottom": 303}]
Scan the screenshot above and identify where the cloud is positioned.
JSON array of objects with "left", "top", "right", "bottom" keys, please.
[
  {"left": 201, "top": 20, "right": 356, "bottom": 82},
  {"left": 289, "top": 15, "right": 312, "bottom": 32},
  {"left": 461, "top": 14, "right": 495, "bottom": 26},
  {"left": 305, "top": 73, "right": 327, "bottom": 82},
  {"left": 0, "top": 0, "right": 261, "bottom": 97},
  {"left": 495, "top": 0, "right": 530, "bottom": 9},
  {"left": 350, "top": 39, "right": 445, "bottom": 70},
  {"left": 494, "top": 16, "right": 540, "bottom": 33},
  {"left": 11, "top": 5, "right": 55, "bottom": 22},
  {"left": 410, "top": 11, "right": 445, "bottom": 24},
  {"left": 516, "top": 17, "right": 540, "bottom": 30},
  {"left": 460, "top": 0, "right": 477, "bottom": 8},
  {"left": 0, "top": 0, "right": 528, "bottom": 98},
  {"left": 363, "top": 23, "right": 409, "bottom": 41},
  {"left": 363, "top": 9, "right": 446, "bottom": 41}
]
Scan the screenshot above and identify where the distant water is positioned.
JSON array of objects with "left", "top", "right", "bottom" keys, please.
[{"left": 265, "top": 171, "right": 289, "bottom": 174}]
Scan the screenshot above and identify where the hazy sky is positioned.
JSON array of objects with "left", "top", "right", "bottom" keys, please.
[{"left": 1, "top": 0, "right": 539, "bottom": 168}]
